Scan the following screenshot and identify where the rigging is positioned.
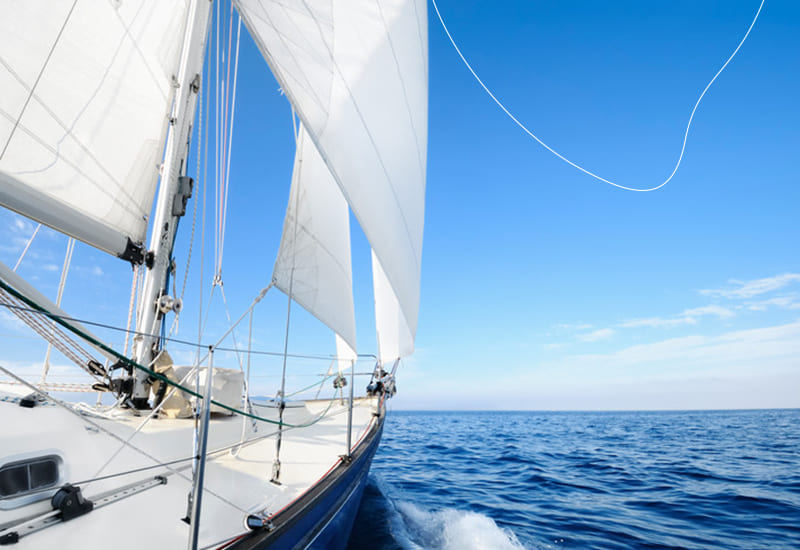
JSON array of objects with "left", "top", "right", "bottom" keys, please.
[{"left": 431, "top": 0, "right": 766, "bottom": 192}]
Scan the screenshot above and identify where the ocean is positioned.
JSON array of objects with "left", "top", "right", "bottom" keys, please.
[{"left": 347, "top": 409, "right": 800, "bottom": 549}]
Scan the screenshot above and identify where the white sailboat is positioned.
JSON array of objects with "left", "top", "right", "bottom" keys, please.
[{"left": 0, "top": 0, "right": 427, "bottom": 548}]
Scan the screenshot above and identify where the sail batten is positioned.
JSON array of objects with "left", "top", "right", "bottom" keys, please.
[
  {"left": 0, "top": 0, "right": 192, "bottom": 258},
  {"left": 236, "top": 0, "right": 428, "bottom": 346}
]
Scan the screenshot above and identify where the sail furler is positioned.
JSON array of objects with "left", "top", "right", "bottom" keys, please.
[
  {"left": 0, "top": 0, "right": 191, "bottom": 258},
  {"left": 273, "top": 124, "right": 357, "bottom": 351},
  {"left": 236, "top": 0, "right": 428, "bottom": 346}
]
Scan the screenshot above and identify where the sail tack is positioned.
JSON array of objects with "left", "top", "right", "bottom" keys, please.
[
  {"left": 273, "top": 125, "right": 357, "bottom": 351},
  {"left": 0, "top": 1, "right": 191, "bottom": 258},
  {"left": 236, "top": 0, "right": 428, "bottom": 344}
]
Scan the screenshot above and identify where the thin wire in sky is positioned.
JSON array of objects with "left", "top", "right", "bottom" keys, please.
[{"left": 430, "top": 0, "right": 766, "bottom": 192}]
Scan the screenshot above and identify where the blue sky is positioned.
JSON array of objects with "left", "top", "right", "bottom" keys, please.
[{"left": 1, "top": 0, "right": 798, "bottom": 410}]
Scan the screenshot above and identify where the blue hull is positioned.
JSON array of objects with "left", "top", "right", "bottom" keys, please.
[{"left": 231, "top": 413, "right": 384, "bottom": 550}]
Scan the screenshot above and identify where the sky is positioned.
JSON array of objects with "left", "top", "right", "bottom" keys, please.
[{"left": 1, "top": 0, "right": 798, "bottom": 411}]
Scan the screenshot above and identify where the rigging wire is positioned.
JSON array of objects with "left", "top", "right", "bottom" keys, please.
[
  {"left": 40, "top": 237, "right": 75, "bottom": 383},
  {"left": 0, "top": 286, "right": 351, "bottom": 430},
  {"left": 123, "top": 265, "right": 138, "bottom": 357},
  {"left": 430, "top": 0, "right": 766, "bottom": 192},
  {"left": 13, "top": 224, "right": 41, "bottom": 271},
  {"left": 0, "top": 300, "right": 339, "bottom": 361}
]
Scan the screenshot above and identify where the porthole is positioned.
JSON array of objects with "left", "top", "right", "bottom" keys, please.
[{"left": 0, "top": 455, "right": 62, "bottom": 499}]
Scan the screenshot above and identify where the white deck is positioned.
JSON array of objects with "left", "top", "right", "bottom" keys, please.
[{"left": 0, "top": 384, "right": 379, "bottom": 549}]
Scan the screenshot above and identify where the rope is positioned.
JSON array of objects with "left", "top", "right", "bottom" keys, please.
[
  {"left": 0, "top": 279, "right": 348, "bottom": 428},
  {"left": 0, "top": 290, "right": 101, "bottom": 381},
  {"left": 430, "top": 0, "right": 766, "bottom": 192},
  {"left": 286, "top": 371, "right": 337, "bottom": 399},
  {"left": 1, "top": 381, "right": 94, "bottom": 393},
  {"left": 0, "top": 365, "right": 252, "bottom": 516},
  {"left": 0, "top": 298, "right": 366, "bottom": 362}
]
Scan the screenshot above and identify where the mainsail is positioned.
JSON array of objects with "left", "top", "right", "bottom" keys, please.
[
  {"left": 0, "top": 1, "right": 191, "bottom": 259},
  {"left": 235, "top": 0, "right": 428, "bottom": 345},
  {"left": 273, "top": 124, "right": 357, "bottom": 351}
]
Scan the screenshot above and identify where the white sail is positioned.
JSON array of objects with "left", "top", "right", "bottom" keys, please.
[
  {"left": 372, "top": 249, "right": 414, "bottom": 362},
  {"left": 0, "top": 1, "right": 191, "bottom": 259},
  {"left": 336, "top": 334, "right": 357, "bottom": 371},
  {"left": 235, "top": 0, "right": 428, "bottom": 344},
  {"left": 273, "top": 125, "right": 357, "bottom": 351}
]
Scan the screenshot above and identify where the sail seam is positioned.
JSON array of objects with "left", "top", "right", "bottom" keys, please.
[
  {"left": 374, "top": 0, "right": 427, "bottom": 195},
  {"left": 298, "top": 0, "right": 421, "bottom": 269},
  {"left": 246, "top": 1, "right": 331, "bottom": 114},
  {"left": 5, "top": 0, "right": 163, "bottom": 215},
  {"left": 0, "top": 0, "right": 78, "bottom": 161}
]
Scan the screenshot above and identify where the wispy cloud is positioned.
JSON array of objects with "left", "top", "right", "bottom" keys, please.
[
  {"left": 619, "top": 304, "right": 735, "bottom": 329},
  {"left": 569, "top": 320, "right": 800, "bottom": 369},
  {"left": 746, "top": 295, "right": 800, "bottom": 311},
  {"left": 0, "top": 310, "right": 28, "bottom": 332},
  {"left": 681, "top": 305, "right": 735, "bottom": 318},
  {"left": 700, "top": 273, "right": 800, "bottom": 299},
  {"left": 401, "top": 321, "right": 800, "bottom": 411},
  {"left": 578, "top": 328, "right": 615, "bottom": 342},
  {"left": 619, "top": 317, "right": 694, "bottom": 329}
]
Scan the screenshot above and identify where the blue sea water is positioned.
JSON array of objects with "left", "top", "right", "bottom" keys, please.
[{"left": 347, "top": 409, "right": 800, "bottom": 549}]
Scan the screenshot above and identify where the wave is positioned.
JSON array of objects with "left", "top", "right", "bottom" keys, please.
[
  {"left": 357, "top": 476, "right": 529, "bottom": 550},
  {"left": 391, "top": 501, "right": 527, "bottom": 550}
]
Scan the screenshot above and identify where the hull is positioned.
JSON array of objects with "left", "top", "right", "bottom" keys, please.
[
  {"left": 0, "top": 390, "right": 382, "bottom": 549},
  {"left": 232, "top": 413, "right": 384, "bottom": 550}
]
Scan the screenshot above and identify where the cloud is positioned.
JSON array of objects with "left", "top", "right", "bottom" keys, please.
[
  {"left": 745, "top": 295, "right": 800, "bottom": 311},
  {"left": 681, "top": 305, "right": 735, "bottom": 319},
  {"left": 578, "top": 328, "right": 614, "bottom": 342},
  {"left": 572, "top": 320, "right": 800, "bottom": 369},
  {"left": 620, "top": 305, "right": 735, "bottom": 329},
  {"left": 0, "top": 310, "right": 28, "bottom": 332},
  {"left": 619, "top": 317, "right": 695, "bottom": 329},
  {"left": 700, "top": 273, "right": 800, "bottom": 299}
]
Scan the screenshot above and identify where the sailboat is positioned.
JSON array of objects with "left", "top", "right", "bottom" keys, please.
[{"left": 0, "top": 0, "right": 427, "bottom": 548}]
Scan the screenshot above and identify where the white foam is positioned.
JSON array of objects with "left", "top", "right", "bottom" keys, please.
[{"left": 389, "top": 500, "right": 527, "bottom": 550}]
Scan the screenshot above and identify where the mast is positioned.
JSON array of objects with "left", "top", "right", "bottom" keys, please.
[{"left": 131, "top": 0, "right": 213, "bottom": 407}]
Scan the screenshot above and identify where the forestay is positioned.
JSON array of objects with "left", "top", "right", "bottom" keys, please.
[
  {"left": 235, "top": 0, "right": 428, "bottom": 345},
  {"left": 273, "top": 124, "right": 357, "bottom": 351},
  {"left": 0, "top": 1, "right": 190, "bottom": 258}
]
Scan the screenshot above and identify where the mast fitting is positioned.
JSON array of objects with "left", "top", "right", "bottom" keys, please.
[
  {"left": 172, "top": 175, "right": 194, "bottom": 217},
  {"left": 118, "top": 238, "right": 145, "bottom": 266}
]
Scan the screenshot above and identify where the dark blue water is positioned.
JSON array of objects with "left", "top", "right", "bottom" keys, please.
[{"left": 347, "top": 409, "right": 800, "bottom": 549}]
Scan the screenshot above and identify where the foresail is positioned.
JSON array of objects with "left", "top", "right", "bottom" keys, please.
[
  {"left": 372, "top": 250, "right": 414, "bottom": 362},
  {"left": 273, "top": 125, "right": 357, "bottom": 351},
  {"left": 0, "top": 1, "right": 191, "bottom": 259},
  {"left": 235, "top": 0, "right": 428, "bottom": 345},
  {"left": 336, "top": 334, "right": 357, "bottom": 371}
]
